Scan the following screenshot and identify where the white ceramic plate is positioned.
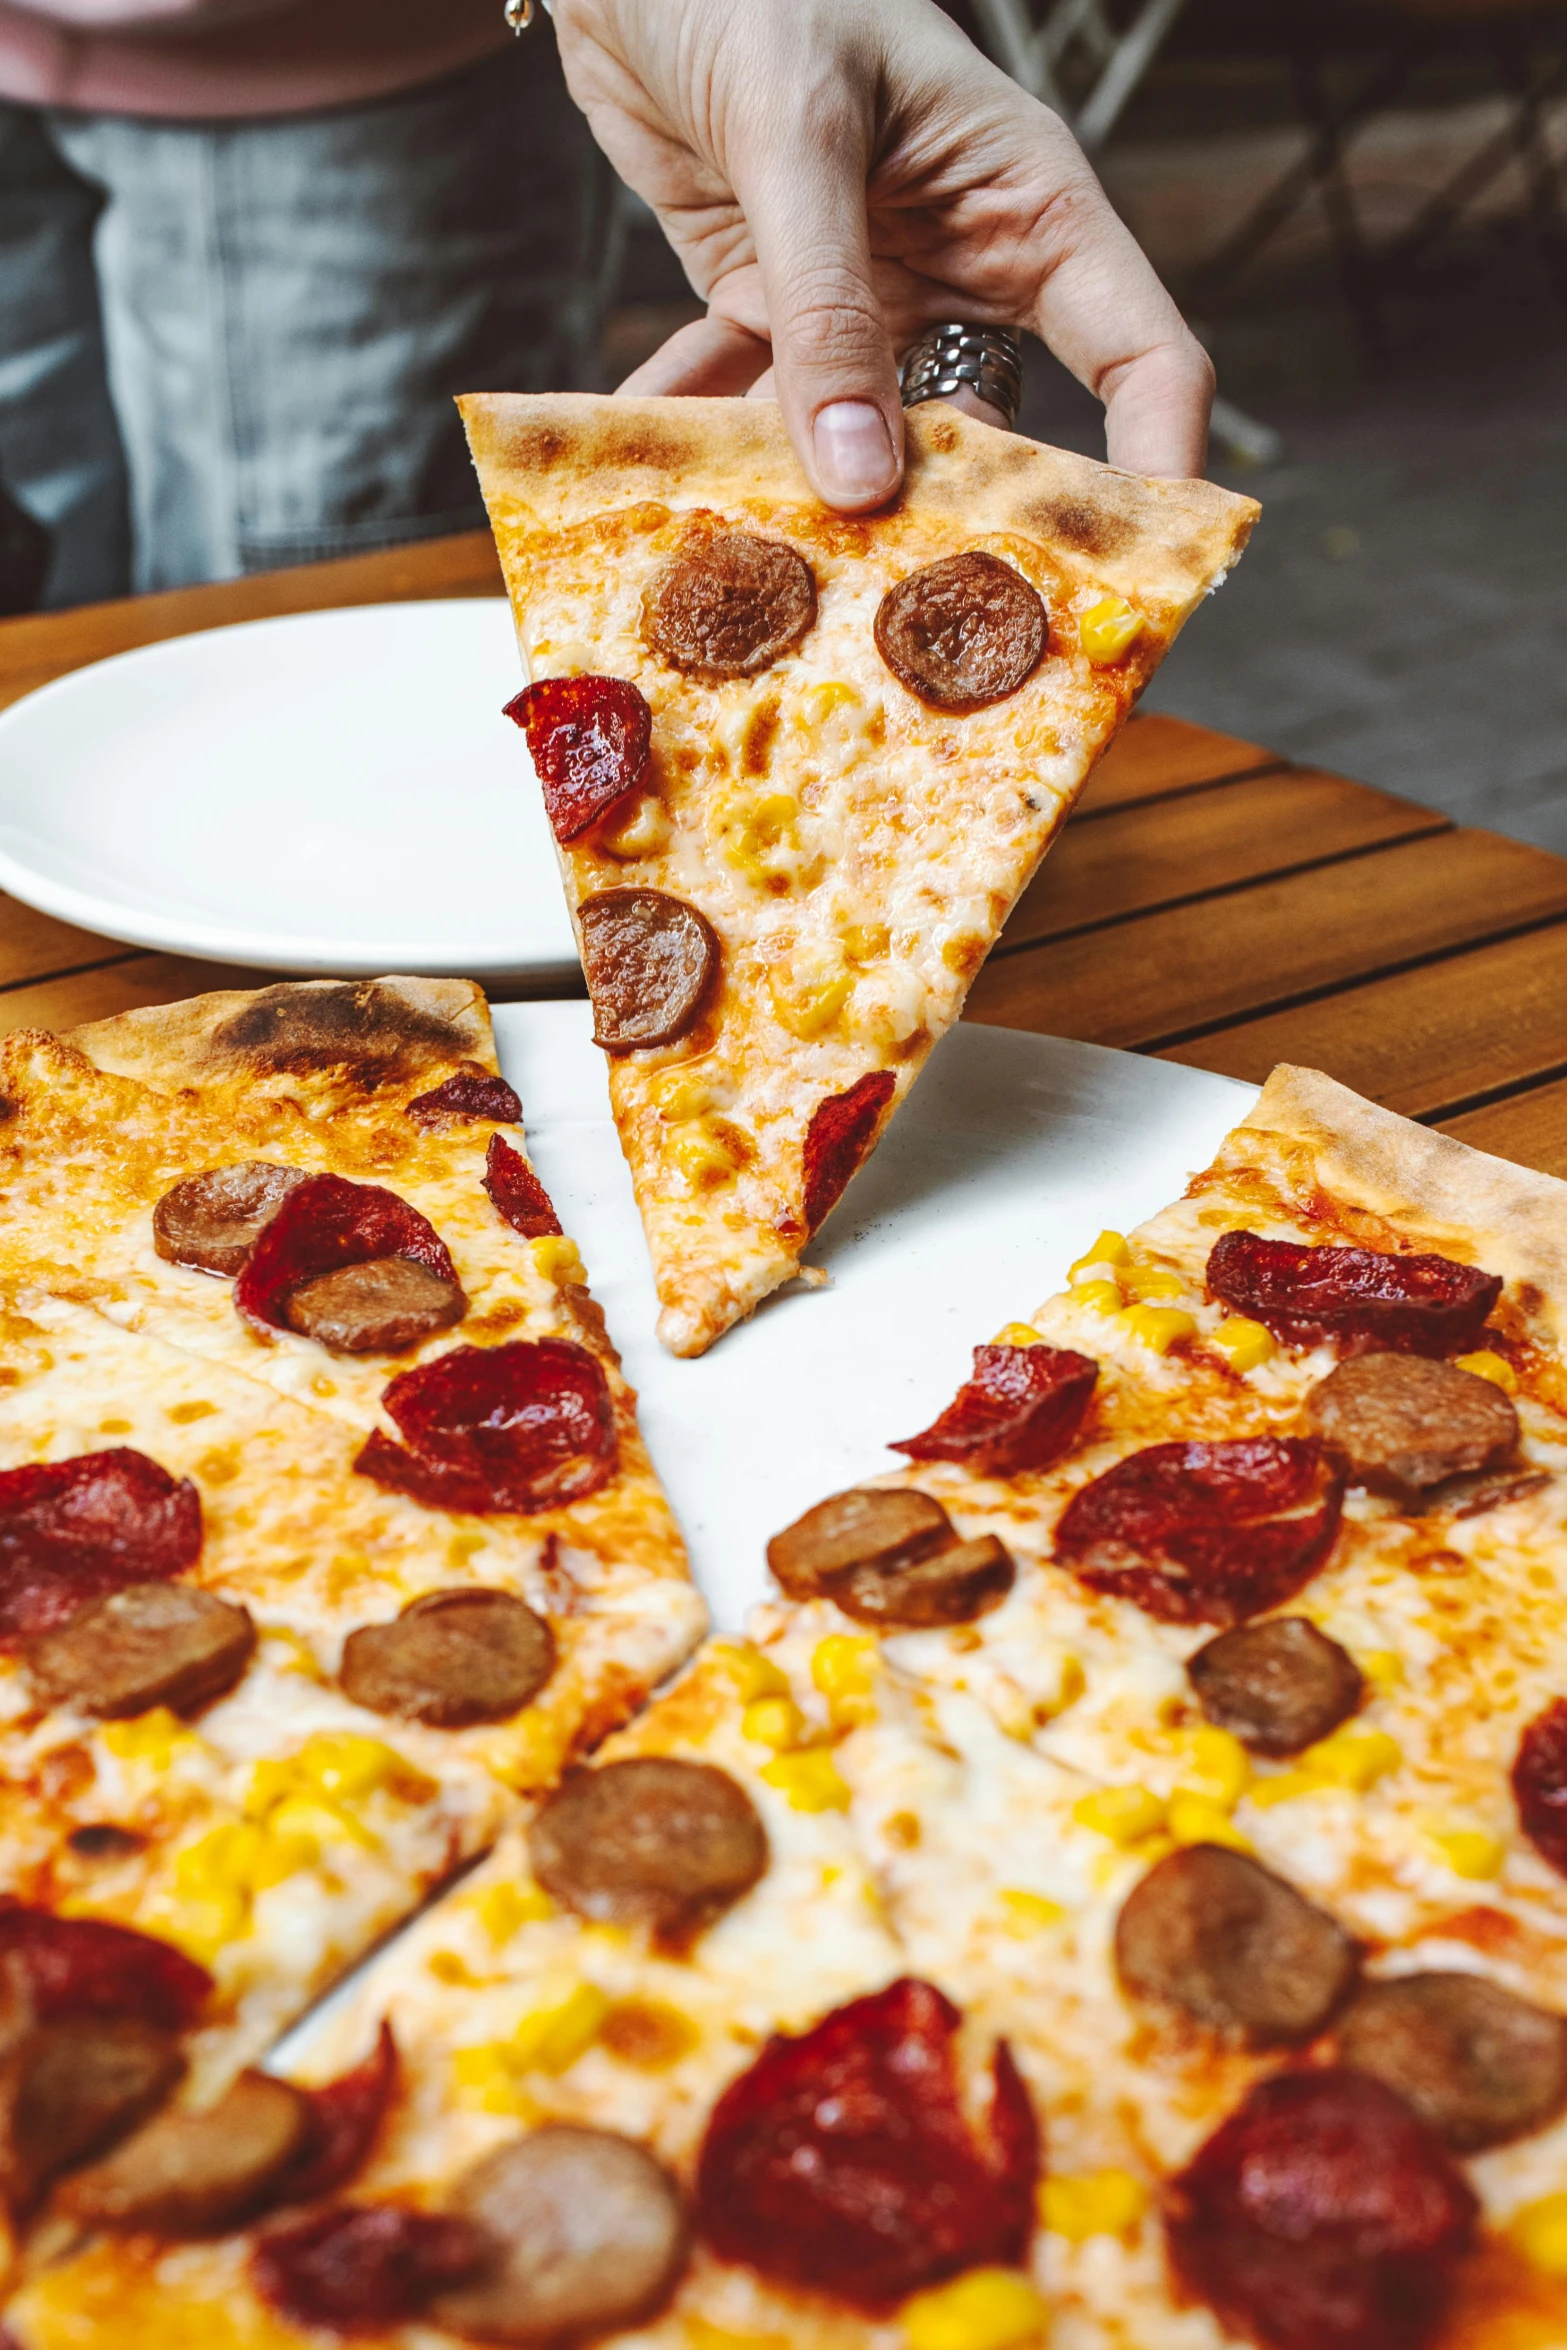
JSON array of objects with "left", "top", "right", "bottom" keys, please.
[
  {"left": 497, "top": 1005, "right": 1256, "bottom": 1630},
  {"left": 0, "top": 601, "right": 575, "bottom": 981}
]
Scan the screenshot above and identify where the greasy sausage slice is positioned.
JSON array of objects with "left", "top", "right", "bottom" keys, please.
[
  {"left": 282, "top": 1257, "right": 466, "bottom": 1354},
  {"left": 24, "top": 1581, "right": 256, "bottom": 1719},
  {"left": 874, "top": 552, "right": 1046, "bottom": 710},
  {"left": 153, "top": 1163, "right": 308, "bottom": 1277},
  {"left": 430, "top": 2127, "right": 689, "bottom": 2342},
  {"left": 340, "top": 1589, "right": 555, "bottom": 1727},
  {"left": 60, "top": 2068, "right": 311, "bottom": 2233},
  {"left": 833, "top": 1535, "right": 1015, "bottom": 1629},
  {"left": 767, "top": 1488, "right": 956, "bottom": 1601},
  {"left": 1116, "top": 1844, "right": 1357, "bottom": 2041},
  {"left": 1, "top": 2018, "right": 182, "bottom": 2204},
  {"left": 528, "top": 1758, "right": 767, "bottom": 1942},
  {"left": 578, "top": 889, "right": 719, "bottom": 1052},
  {"left": 642, "top": 532, "right": 816, "bottom": 680},
  {"left": 1188, "top": 1616, "right": 1364, "bottom": 1756},
  {"left": 1305, "top": 1353, "right": 1519, "bottom": 1498},
  {"left": 1338, "top": 1971, "right": 1567, "bottom": 2152}
]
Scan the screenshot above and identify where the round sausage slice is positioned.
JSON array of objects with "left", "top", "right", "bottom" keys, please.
[
  {"left": 642, "top": 532, "right": 816, "bottom": 680},
  {"left": 834, "top": 1534, "right": 1015, "bottom": 1629},
  {"left": 874, "top": 552, "right": 1046, "bottom": 711},
  {"left": 153, "top": 1163, "right": 309, "bottom": 1277},
  {"left": 60, "top": 2068, "right": 312, "bottom": 2233},
  {"left": 1305, "top": 1352, "right": 1519, "bottom": 1499},
  {"left": 1187, "top": 1616, "right": 1364, "bottom": 1757},
  {"left": 1338, "top": 1971, "right": 1567, "bottom": 2152},
  {"left": 431, "top": 2126, "right": 689, "bottom": 2342},
  {"left": 578, "top": 889, "right": 719, "bottom": 1052},
  {"left": 1116, "top": 1844, "right": 1357, "bottom": 2041},
  {"left": 340, "top": 1589, "right": 555, "bottom": 1728},
  {"left": 2, "top": 2018, "right": 182, "bottom": 2204},
  {"left": 767, "top": 1487, "right": 955, "bottom": 1602},
  {"left": 282, "top": 1257, "right": 466, "bottom": 1354},
  {"left": 528, "top": 1757, "right": 767, "bottom": 1942},
  {"left": 24, "top": 1581, "right": 256, "bottom": 1719}
]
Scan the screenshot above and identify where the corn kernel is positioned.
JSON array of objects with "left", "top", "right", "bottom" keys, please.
[
  {"left": 475, "top": 1881, "right": 554, "bottom": 1943},
  {"left": 1072, "top": 1280, "right": 1124, "bottom": 1316},
  {"left": 1068, "top": 1230, "right": 1130, "bottom": 1277},
  {"left": 721, "top": 791, "right": 801, "bottom": 888},
  {"left": 1512, "top": 2192, "right": 1567, "bottom": 2276},
  {"left": 514, "top": 1981, "right": 611, "bottom": 2076},
  {"left": 1246, "top": 1769, "right": 1323, "bottom": 1810},
  {"left": 1454, "top": 1349, "right": 1518, "bottom": 1393},
  {"left": 1423, "top": 1819, "right": 1506, "bottom": 1881},
  {"left": 811, "top": 1635, "right": 877, "bottom": 1700},
  {"left": 1049, "top": 1655, "right": 1087, "bottom": 1716},
  {"left": 714, "top": 1642, "right": 791, "bottom": 1703},
  {"left": 428, "top": 1949, "right": 485, "bottom": 1988},
  {"left": 768, "top": 947, "right": 852, "bottom": 1038},
  {"left": 599, "top": 1996, "right": 701, "bottom": 2072},
  {"left": 741, "top": 1696, "right": 806, "bottom": 1751},
  {"left": 902, "top": 2267, "right": 1047, "bottom": 2350},
  {"left": 1080, "top": 594, "right": 1145, "bottom": 665},
  {"left": 649, "top": 1067, "right": 715, "bottom": 1123},
  {"left": 991, "top": 1322, "right": 1043, "bottom": 1348},
  {"left": 1121, "top": 1265, "right": 1184, "bottom": 1302},
  {"left": 760, "top": 1749, "right": 850, "bottom": 1812},
  {"left": 684, "top": 2323, "right": 791, "bottom": 2350},
  {"left": 267, "top": 1794, "right": 375, "bottom": 1854},
  {"left": 1112, "top": 1304, "right": 1197, "bottom": 1354},
  {"left": 1210, "top": 1315, "right": 1276, "bottom": 1373},
  {"left": 1300, "top": 1727, "right": 1402, "bottom": 1790},
  {"left": 530, "top": 1234, "right": 587, "bottom": 1287},
  {"left": 1183, "top": 1726, "right": 1251, "bottom": 1809},
  {"left": 250, "top": 1734, "right": 434, "bottom": 1814},
  {"left": 1042, "top": 2169, "right": 1150, "bottom": 2242},
  {"left": 599, "top": 792, "right": 671, "bottom": 859},
  {"left": 100, "top": 1708, "right": 196, "bottom": 1770},
  {"left": 1360, "top": 1649, "right": 1404, "bottom": 1696},
  {"left": 998, "top": 1888, "right": 1068, "bottom": 1935},
  {"left": 669, "top": 1124, "right": 742, "bottom": 1192},
  {"left": 841, "top": 921, "right": 890, "bottom": 963},
  {"left": 452, "top": 2041, "right": 541, "bottom": 2118},
  {"left": 1168, "top": 1791, "right": 1252, "bottom": 1852},
  {"left": 1073, "top": 1785, "right": 1166, "bottom": 1845}
]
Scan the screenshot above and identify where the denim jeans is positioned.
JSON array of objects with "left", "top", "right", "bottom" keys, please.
[{"left": 0, "top": 37, "right": 607, "bottom": 605}]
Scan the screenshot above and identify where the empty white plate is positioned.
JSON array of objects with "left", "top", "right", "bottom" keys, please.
[{"left": 0, "top": 600, "right": 574, "bottom": 980}]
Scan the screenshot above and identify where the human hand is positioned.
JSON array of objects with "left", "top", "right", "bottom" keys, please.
[{"left": 549, "top": 0, "right": 1213, "bottom": 508}]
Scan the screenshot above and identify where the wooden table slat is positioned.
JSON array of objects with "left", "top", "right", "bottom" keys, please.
[
  {"left": 1071, "top": 712, "right": 1280, "bottom": 818},
  {"left": 0, "top": 953, "right": 279, "bottom": 1040},
  {"left": 1438, "top": 1076, "right": 1567, "bottom": 1180},
  {"left": 0, "top": 894, "right": 149, "bottom": 993}
]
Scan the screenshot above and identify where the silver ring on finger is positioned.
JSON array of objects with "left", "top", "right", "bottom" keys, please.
[{"left": 899, "top": 324, "right": 1024, "bottom": 430}]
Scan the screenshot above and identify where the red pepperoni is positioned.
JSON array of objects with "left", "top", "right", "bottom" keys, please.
[
  {"left": 253, "top": 2203, "right": 487, "bottom": 2332},
  {"left": 1206, "top": 1230, "right": 1502, "bottom": 1358},
  {"left": 1167, "top": 2068, "right": 1477, "bottom": 2350},
  {"left": 354, "top": 1339, "right": 619, "bottom": 1515},
  {"left": 0, "top": 1448, "right": 202, "bottom": 1643},
  {"left": 483, "top": 1135, "right": 563, "bottom": 1240},
  {"left": 803, "top": 1072, "right": 896, "bottom": 1237},
  {"left": 274, "top": 2024, "right": 398, "bottom": 2207},
  {"left": 505, "top": 675, "right": 651, "bottom": 845},
  {"left": 1513, "top": 1700, "right": 1567, "bottom": 1879},
  {"left": 234, "top": 1173, "right": 461, "bottom": 1339},
  {"left": 696, "top": 1977, "right": 1037, "bottom": 2308},
  {"left": 0, "top": 1904, "right": 211, "bottom": 2030},
  {"left": 406, "top": 1072, "right": 523, "bottom": 1126},
  {"left": 1054, "top": 1436, "right": 1344, "bottom": 1626},
  {"left": 893, "top": 1344, "right": 1097, "bottom": 1478}
]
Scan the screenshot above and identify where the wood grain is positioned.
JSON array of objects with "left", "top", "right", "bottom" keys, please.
[
  {"left": 1073, "top": 712, "right": 1277, "bottom": 817},
  {"left": 1440, "top": 1076, "right": 1567, "bottom": 1179},
  {"left": 0, "top": 896, "right": 144, "bottom": 991},
  {"left": 0, "top": 953, "right": 279, "bottom": 1039}
]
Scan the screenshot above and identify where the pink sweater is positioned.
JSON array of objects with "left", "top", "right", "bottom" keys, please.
[{"left": 0, "top": 0, "right": 511, "bottom": 118}]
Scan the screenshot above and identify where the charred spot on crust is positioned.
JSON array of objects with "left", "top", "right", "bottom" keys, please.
[
  {"left": 1026, "top": 497, "right": 1133, "bottom": 560},
  {"left": 211, "top": 983, "right": 471, "bottom": 1085}
]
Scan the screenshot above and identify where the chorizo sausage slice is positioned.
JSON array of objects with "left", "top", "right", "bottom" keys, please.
[
  {"left": 430, "top": 2127, "right": 690, "bottom": 2341},
  {"left": 578, "top": 888, "right": 719, "bottom": 1052},
  {"left": 282, "top": 1256, "right": 467, "bottom": 1354},
  {"left": 1338, "top": 1971, "right": 1567, "bottom": 2152},
  {"left": 152, "top": 1163, "right": 309, "bottom": 1278},
  {"left": 340, "top": 1589, "right": 555, "bottom": 1727},
  {"left": 642, "top": 532, "right": 816, "bottom": 680},
  {"left": 767, "top": 1487, "right": 955, "bottom": 1601},
  {"left": 24, "top": 1581, "right": 256, "bottom": 1719},
  {"left": 60, "top": 2068, "right": 312, "bottom": 2234},
  {"left": 833, "top": 1534, "right": 1015, "bottom": 1629},
  {"left": 1188, "top": 1616, "right": 1364, "bottom": 1757},
  {"left": 528, "top": 1757, "right": 767, "bottom": 1943},
  {"left": 1, "top": 2017, "right": 182, "bottom": 2205},
  {"left": 1305, "top": 1353, "right": 1519, "bottom": 1499},
  {"left": 1115, "top": 1844, "right": 1357, "bottom": 2042},
  {"left": 874, "top": 551, "right": 1046, "bottom": 711}
]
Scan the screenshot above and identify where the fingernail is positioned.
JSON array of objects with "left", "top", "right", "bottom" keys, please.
[{"left": 812, "top": 401, "right": 898, "bottom": 507}]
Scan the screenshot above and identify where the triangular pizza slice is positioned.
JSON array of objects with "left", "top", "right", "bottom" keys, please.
[{"left": 462, "top": 392, "right": 1258, "bottom": 1357}]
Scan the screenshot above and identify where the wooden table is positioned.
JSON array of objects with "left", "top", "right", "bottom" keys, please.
[{"left": 3, "top": 532, "right": 1565, "bottom": 1179}]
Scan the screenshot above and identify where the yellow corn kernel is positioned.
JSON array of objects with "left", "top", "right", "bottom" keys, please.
[
  {"left": 768, "top": 946, "right": 852, "bottom": 1039},
  {"left": 100, "top": 1708, "right": 196, "bottom": 1771},
  {"left": 1423, "top": 1819, "right": 1506, "bottom": 1881},
  {"left": 902, "top": 2268, "right": 1047, "bottom": 2350},
  {"left": 513, "top": 1981, "right": 611, "bottom": 2076},
  {"left": 530, "top": 1234, "right": 586, "bottom": 1287},
  {"left": 800, "top": 679, "right": 862, "bottom": 725},
  {"left": 1210, "top": 1315, "right": 1276, "bottom": 1373},
  {"left": 760, "top": 1749, "right": 850, "bottom": 1813},
  {"left": 991, "top": 1322, "right": 1043, "bottom": 1349},
  {"left": 250, "top": 1734, "right": 435, "bottom": 1816},
  {"left": 1073, "top": 1280, "right": 1124, "bottom": 1317},
  {"left": 1042, "top": 2169, "right": 1150, "bottom": 2243},
  {"left": 811, "top": 1634, "right": 877, "bottom": 1704},
  {"left": 1300, "top": 1727, "right": 1402, "bottom": 1791},
  {"left": 841, "top": 920, "right": 890, "bottom": 964},
  {"left": 428, "top": 1949, "right": 486, "bottom": 1988},
  {"left": 998, "top": 1888, "right": 1068, "bottom": 1935},
  {"left": 1512, "top": 2192, "right": 1567, "bottom": 2276},
  {"left": 1246, "top": 1769, "right": 1323, "bottom": 1810},
  {"left": 1183, "top": 1726, "right": 1251, "bottom": 1809},
  {"left": 721, "top": 791, "right": 801, "bottom": 888},
  {"left": 451, "top": 2041, "right": 541, "bottom": 2119},
  {"left": 1121, "top": 1265, "right": 1184, "bottom": 1302},
  {"left": 669, "top": 1123, "right": 742, "bottom": 1192},
  {"left": 475, "top": 1881, "right": 554, "bottom": 1944},
  {"left": 487, "top": 1708, "right": 570, "bottom": 1796},
  {"left": 599, "top": 1996, "right": 701, "bottom": 2073},
  {"left": 1047, "top": 1655, "right": 1087, "bottom": 1717},
  {"left": 741, "top": 1696, "right": 806, "bottom": 1751},
  {"left": 649, "top": 1066, "right": 715, "bottom": 1123},
  {"left": 599, "top": 792, "right": 671, "bottom": 859},
  {"left": 1360, "top": 1649, "right": 1404, "bottom": 1697},
  {"left": 1080, "top": 594, "right": 1145, "bottom": 665},
  {"left": 1168, "top": 1791, "right": 1252, "bottom": 1852},
  {"left": 714, "top": 1642, "right": 791, "bottom": 1703},
  {"left": 1113, "top": 1304, "right": 1197, "bottom": 1354},
  {"left": 1454, "top": 1349, "right": 1518, "bottom": 1393},
  {"left": 1068, "top": 1230, "right": 1130, "bottom": 1278},
  {"left": 266, "top": 1794, "right": 375, "bottom": 1856},
  {"left": 1073, "top": 1785, "right": 1166, "bottom": 1845}
]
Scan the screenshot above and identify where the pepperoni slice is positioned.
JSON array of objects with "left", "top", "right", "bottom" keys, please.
[
  {"left": 579, "top": 888, "right": 719, "bottom": 1052},
  {"left": 696, "top": 1977, "right": 1037, "bottom": 2308},
  {"left": 235, "top": 1172, "right": 466, "bottom": 1354},
  {"left": 893, "top": 1343, "right": 1097, "bottom": 1478},
  {"left": 1053, "top": 1436, "right": 1344, "bottom": 1626},
  {"left": 0, "top": 1447, "right": 202, "bottom": 1645},
  {"left": 407, "top": 1071, "right": 523, "bottom": 1126},
  {"left": 874, "top": 552, "right": 1046, "bottom": 711},
  {"left": 803, "top": 1071, "right": 896, "bottom": 1236},
  {"left": 0, "top": 1906, "right": 211, "bottom": 2030},
  {"left": 1167, "top": 2069, "right": 1477, "bottom": 2350},
  {"left": 1513, "top": 1699, "right": 1567, "bottom": 1878},
  {"left": 354, "top": 1339, "right": 619, "bottom": 1515},
  {"left": 643, "top": 532, "right": 816, "bottom": 680},
  {"left": 273, "top": 2023, "right": 398, "bottom": 2206},
  {"left": 483, "top": 1134, "right": 563, "bottom": 1239},
  {"left": 1206, "top": 1230, "right": 1502, "bottom": 1358},
  {"left": 254, "top": 2204, "right": 487, "bottom": 2333},
  {"left": 505, "top": 675, "right": 652, "bottom": 844}
]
